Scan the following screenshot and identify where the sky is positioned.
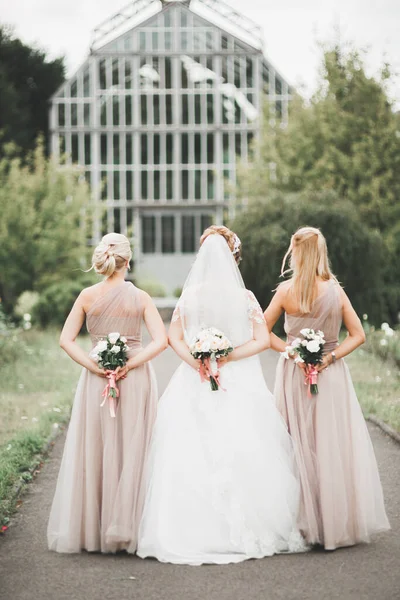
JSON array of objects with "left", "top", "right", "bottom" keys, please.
[{"left": 1, "top": 0, "right": 399, "bottom": 103}]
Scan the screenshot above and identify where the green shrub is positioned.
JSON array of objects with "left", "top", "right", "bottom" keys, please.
[
  {"left": 33, "top": 273, "right": 98, "bottom": 328},
  {"left": 364, "top": 323, "right": 400, "bottom": 368},
  {"left": 0, "top": 304, "right": 24, "bottom": 363},
  {"left": 136, "top": 279, "right": 167, "bottom": 298},
  {"left": 173, "top": 287, "right": 183, "bottom": 298}
]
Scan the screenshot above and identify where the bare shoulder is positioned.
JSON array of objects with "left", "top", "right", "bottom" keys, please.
[
  {"left": 275, "top": 280, "right": 291, "bottom": 302},
  {"left": 77, "top": 282, "right": 104, "bottom": 310}
]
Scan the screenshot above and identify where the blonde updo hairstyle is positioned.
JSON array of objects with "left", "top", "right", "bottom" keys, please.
[
  {"left": 281, "top": 226, "right": 337, "bottom": 313},
  {"left": 200, "top": 225, "right": 242, "bottom": 263},
  {"left": 91, "top": 233, "right": 132, "bottom": 278}
]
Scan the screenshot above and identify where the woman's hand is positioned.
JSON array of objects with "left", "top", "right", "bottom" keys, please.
[
  {"left": 217, "top": 355, "right": 231, "bottom": 368},
  {"left": 316, "top": 354, "right": 333, "bottom": 373},
  {"left": 189, "top": 358, "right": 201, "bottom": 372},
  {"left": 114, "top": 364, "right": 130, "bottom": 381},
  {"left": 89, "top": 362, "right": 108, "bottom": 378}
]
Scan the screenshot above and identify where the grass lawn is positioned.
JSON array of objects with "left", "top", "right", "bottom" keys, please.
[
  {"left": 346, "top": 345, "right": 400, "bottom": 433},
  {"left": 0, "top": 328, "right": 88, "bottom": 528}
]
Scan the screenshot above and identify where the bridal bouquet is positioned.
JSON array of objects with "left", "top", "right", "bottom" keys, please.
[
  {"left": 90, "top": 332, "right": 129, "bottom": 417},
  {"left": 189, "top": 327, "right": 233, "bottom": 391},
  {"left": 283, "top": 328, "right": 325, "bottom": 396}
]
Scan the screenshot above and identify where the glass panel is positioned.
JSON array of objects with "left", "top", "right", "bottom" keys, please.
[
  {"left": 206, "top": 31, "right": 214, "bottom": 50},
  {"left": 181, "top": 31, "right": 189, "bottom": 51},
  {"left": 154, "top": 134, "right": 160, "bottom": 164},
  {"left": 166, "top": 171, "right": 173, "bottom": 200},
  {"left": 234, "top": 58, "right": 241, "bottom": 87},
  {"left": 99, "top": 59, "right": 106, "bottom": 89},
  {"left": 201, "top": 214, "right": 213, "bottom": 232},
  {"left": 164, "top": 10, "right": 171, "bottom": 26},
  {"left": 153, "top": 94, "right": 160, "bottom": 125},
  {"left": 180, "top": 10, "right": 188, "bottom": 26},
  {"left": 125, "top": 96, "right": 132, "bottom": 125},
  {"left": 101, "top": 171, "right": 108, "bottom": 200},
  {"left": 207, "top": 171, "right": 214, "bottom": 199},
  {"left": 70, "top": 79, "right": 78, "bottom": 97},
  {"left": 181, "top": 215, "right": 195, "bottom": 252},
  {"left": 84, "top": 104, "right": 91, "bottom": 126},
  {"left": 113, "top": 208, "right": 121, "bottom": 233},
  {"left": 247, "top": 132, "right": 254, "bottom": 159},
  {"left": 126, "top": 171, "right": 133, "bottom": 200},
  {"left": 154, "top": 171, "right": 160, "bottom": 200},
  {"left": 166, "top": 94, "right": 173, "bottom": 124},
  {"left": 162, "top": 216, "right": 175, "bottom": 253},
  {"left": 114, "top": 172, "right": 120, "bottom": 199},
  {"left": 141, "top": 134, "right": 148, "bottom": 164},
  {"left": 58, "top": 104, "right": 65, "bottom": 127},
  {"left": 139, "top": 31, "right": 146, "bottom": 51},
  {"left": 59, "top": 134, "right": 66, "bottom": 155},
  {"left": 113, "top": 97, "right": 120, "bottom": 126},
  {"left": 84, "top": 134, "right": 91, "bottom": 165},
  {"left": 141, "top": 95, "right": 147, "bottom": 124},
  {"left": 71, "top": 134, "right": 79, "bottom": 162},
  {"left": 126, "top": 134, "right": 133, "bottom": 164},
  {"left": 113, "top": 134, "right": 120, "bottom": 164},
  {"left": 182, "top": 170, "right": 189, "bottom": 199},
  {"left": 223, "top": 133, "right": 230, "bottom": 164},
  {"left": 221, "top": 35, "right": 228, "bottom": 50},
  {"left": 194, "top": 134, "right": 201, "bottom": 164},
  {"left": 235, "top": 133, "right": 241, "bottom": 157},
  {"left": 166, "top": 133, "right": 173, "bottom": 164},
  {"left": 207, "top": 133, "right": 214, "bottom": 164},
  {"left": 165, "top": 58, "right": 172, "bottom": 88},
  {"left": 127, "top": 207, "right": 133, "bottom": 234},
  {"left": 165, "top": 31, "right": 172, "bottom": 51},
  {"left": 71, "top": 104, "right": 78, "bottom": 126},
  {"left": 181, "top": 134, "right": 189, "bottom": 165},
  {"left": 194, "top": 95, "right": 201, "bottom": 124},
  {"left": 83, "top": 67, "right": 90, "bottom": 97},
  {"left": 142, "top": 216, "right": 156, "bottom": 253},
  {"left": 101, "top": 134, "right": 107, "bottom": 164},
  {"left": 100, "top": 101, "right": 107, "bottom": 126},
  {"left": 207, "top": 94, "right": 214, "bottom": 124},
  {"left": 194, "top": 170, "right": 201, "bottom": 200},
  {"left": 141, "top": 171, "right": 148, "bottom": 199},
  {"left": 246, "top": 58, "right": 253, "bottom": 88},
  {"left": 152, "top": 31, "right": 158, "bottom": 51},
  {"left": 125, "top": 61, "right": 132, "bottom": 89},
  {"left": 181, "top": 64, "right": 188, "bottom": 89},
  {"left": 276, "top": 77, "right": 282, "bottom": 95},
  {"left": 182, "top": 94, "right": 189, "bottom": 124}
]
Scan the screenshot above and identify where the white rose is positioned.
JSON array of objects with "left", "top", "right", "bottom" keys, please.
[
  {"left": 201, "top": 341, "right": 211, "bottom": 353},
  {"left": 301, "top": 340, "right": 308, "bottom": 346},
  {"left": 306, "top": 340, "right": 321, "bottom": 353},
  {"left": 211, "top": 339, "right": 220, "bottom": 351},
  {"left": 110, "top": 345, "right": 120, "bottom": 354},
  {"left": 108, "top": 332, "right": 120, "bottom": 344},
  {"left": 317, "top": 330, "right": 325, "bottom": 338},
  {"left": 294, "top": 355, "right": 305, "bottom": 363},
  {"left": 123, "top": 344, "right": 129, "bottom": 351},
  {"left": 120, "top": 336, "right": 127, "bottom": 343},
  {"left": 300, "top": 328, "right": 311, "bottom": 336},
  {"left": 96, "top": 340, "right": 108, "bottom": 352}
]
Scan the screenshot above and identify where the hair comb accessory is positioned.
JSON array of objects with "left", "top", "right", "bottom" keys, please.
[{"left": 233, "top": 234, "right": 241, "bottom": 255}]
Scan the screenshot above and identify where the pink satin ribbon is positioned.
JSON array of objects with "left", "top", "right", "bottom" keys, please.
[
  {"left": 199, "top": 358, "right": 225, "bottom": 391},
  {"left": 100, "top": 371, "right": 120, "bottom": 417},
  {"left": 304, "top": 364, "right": 319, "bottom": 397}
]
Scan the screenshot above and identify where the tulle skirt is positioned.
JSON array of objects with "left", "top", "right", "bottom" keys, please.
[
  {"left": 274, "top": 355, "right": 390, "bottom": 549},
  {"left": 137, "top": 357, "right": 307, "bottom": 565},
  {"left": 47, "top": 362, "right": 158, "bottom": 553}
]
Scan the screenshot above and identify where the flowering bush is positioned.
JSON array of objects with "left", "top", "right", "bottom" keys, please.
[{"left": 363, "top": 319, "right": 400, "bottom": 368}]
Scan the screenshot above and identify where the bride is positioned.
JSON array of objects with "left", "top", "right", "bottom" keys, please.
[{"left": 137, "top": 226, "right": 307, "bottom": 565}]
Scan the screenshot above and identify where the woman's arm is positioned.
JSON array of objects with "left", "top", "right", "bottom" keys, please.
[
  {"left": 59, "top": 292, "right": 107, "bottom": 377},
  {"left": 317, "top": 287, "right": 366, "bottom": 371},
  {"left": 263, "top": 287, "right": 287, "bottom": 353},
  {"left": 168, "top": 316, "right": 200, "bottom": 371},
  {"left": 116, "top": 293, "right": 168, "bottom": 380},
  {"left": 223, "top": 320, "right": 270, "bottom": 363}
]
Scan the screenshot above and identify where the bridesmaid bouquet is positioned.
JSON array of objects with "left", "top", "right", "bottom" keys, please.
[
  {"left": 189, "top": 327, "right": 233, "bottom": 391},
  {"left": 283, "top": 328, "right": 325, "bottom": 396},
  {"left": 90, "top": 332, "right": 129, "bottom": 417}
]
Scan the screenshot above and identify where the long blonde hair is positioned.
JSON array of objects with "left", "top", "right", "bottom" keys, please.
[{"left": 280, "top": 227, "right": 336, "bottom": 313}]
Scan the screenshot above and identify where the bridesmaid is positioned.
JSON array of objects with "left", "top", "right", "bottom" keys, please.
[
  {"left": 47, "top": 233, "right": 168, "bottom": 553},
  {"left": 264, "top": 226, "right": 390, "bottom": 550}
]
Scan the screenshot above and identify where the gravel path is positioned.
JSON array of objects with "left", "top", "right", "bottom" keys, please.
[{"left": 1, "top": 348, "right": 399, "bottom": 600}]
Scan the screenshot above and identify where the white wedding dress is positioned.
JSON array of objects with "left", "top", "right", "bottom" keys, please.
[{"left": 137, "top": 236, "right": 307, "bottom": 565}]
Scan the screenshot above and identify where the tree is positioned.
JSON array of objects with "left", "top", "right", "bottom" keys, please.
[
  {"left": 232, "top": 191, "right": 387, "bottom": 326},
  {"left": 0, "top": 26, "right": 65, "bottom": 158},
  {"left": 0, "top": 141, "right": 91, "bottom": 313}
]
